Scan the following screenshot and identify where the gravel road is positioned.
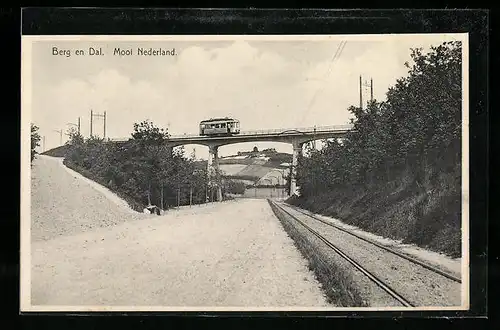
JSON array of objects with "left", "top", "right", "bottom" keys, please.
[{"left": 30, "top": 156, "right": 329, "bottom": 307}]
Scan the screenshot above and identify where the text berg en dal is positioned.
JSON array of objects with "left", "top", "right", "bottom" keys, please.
[{"left": 52, "top": 47, "right": 104, "bottom": 57}]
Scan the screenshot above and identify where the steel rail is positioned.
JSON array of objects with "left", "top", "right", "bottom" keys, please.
[
  {"left": 269, "top": 199, "right": 414, "bottom": 308},
  {"left": 286, "top": 203, "right": 462, "bottom": 283}
]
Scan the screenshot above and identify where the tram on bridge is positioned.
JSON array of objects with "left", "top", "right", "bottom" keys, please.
[{"left": 199, "top": 117, "right": 241, "bottom": 136}]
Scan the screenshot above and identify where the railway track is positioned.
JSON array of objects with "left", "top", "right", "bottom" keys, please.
[
  {"left": 268, "top": 199, "right": 462, "bottom": 308},
  {"left": 285, "top": 203, "right": 462, "bottom": 283}
]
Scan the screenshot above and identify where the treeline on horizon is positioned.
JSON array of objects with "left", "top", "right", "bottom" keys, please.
[
  {"left": 292, "top": 41, "right": 462, "bottom": 257},
  {"left": 56, "top": 121, "right": 246, "bottom": 211}
]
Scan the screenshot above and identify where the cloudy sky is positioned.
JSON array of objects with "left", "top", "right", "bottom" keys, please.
[{"left": 26, "top": 34, "right": 464, "bottom": 159}]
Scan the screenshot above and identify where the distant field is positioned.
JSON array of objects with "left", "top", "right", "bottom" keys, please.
[
  {"left": 236, "top": 164, "right": 274, "bottom": 179},
  {"left": 219, "top": 158, "right": 254, "bottom": 165},
  {"left": 219, "top": 164, "right": 248, "bottom": 176},
  {"left": 219, "top": 158, "right": 266, "bottom": 165}
]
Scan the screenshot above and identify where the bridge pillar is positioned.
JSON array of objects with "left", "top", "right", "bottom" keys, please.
[
  {"left": 207, "top": 145, "right": 223, "bottom": 202},
  {"left": 290, "top": 141, "right": 303, "bottom": 196}
]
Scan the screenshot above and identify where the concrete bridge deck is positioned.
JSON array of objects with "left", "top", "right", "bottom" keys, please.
[
  {"left": 110, "top": 124, "right": 353, "bottom": 147},
  {"left": 109, "top": 124, "right": 354, "bottom": 200}
]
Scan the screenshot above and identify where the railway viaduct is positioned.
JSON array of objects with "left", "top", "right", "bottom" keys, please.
[{"left": 111, "top": 124, "right": 353, "bottom": 201}]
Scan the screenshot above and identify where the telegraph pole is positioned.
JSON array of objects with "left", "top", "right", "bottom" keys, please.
[
  {"left": 360, "top": 76, "right": 374, "bottom": 108},
  {"left": 313, "top": 125, "right": 317, "bottom": 150},
  {"left": 359, "top": 75, "right": 363, "bottom": 109},
  {"left": 78, "top": 117, "right": 81, "bottom": 135},
  {"left": 370, "top": 78, "right": 374, "bottom": 103},
  {"left": 103, "top": 111, "right": 106, "bottom": 139},
  {"left": 54, "top": 129, "right": 63, "bottom": 145},
  {"left": 90, "top": 110, "right": 106, "bottom": 138}
]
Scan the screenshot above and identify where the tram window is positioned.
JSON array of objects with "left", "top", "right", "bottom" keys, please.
[
  {"left": 221, "top": 123, "right": 226, "bottom": 128},
  {"left": 215, "top": 124, "right": 220, "bottom": 128}
]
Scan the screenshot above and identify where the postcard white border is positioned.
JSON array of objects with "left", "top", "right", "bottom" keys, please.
[{"left": 20, "top": 33, "right": 470, "bottom": 312}]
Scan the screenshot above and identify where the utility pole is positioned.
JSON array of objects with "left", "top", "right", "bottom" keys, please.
[
  {"left": 370, "top": 77, "right": 374, "bottom": 103},
  {"left": 78, "top": 117, "right": 81, "bottom": 135},
  {"left": 313, "top": 125, "right": 317, "bottom": 150},
  {"left": 90, "top": 110, "right": 93, "bottom": 137},
  {"left": 54, "top": 129, "right": 63, "bottom": 145},
  {"left": 103, "top": 111, "right": 106, "bottom": 139},
  {"left": 360, "top": 77, "right": 374, "bottom": 108},
  {"left": 90, "top": 110, "right": 106, "bottom": 138},
  {"left": 359, "top": 75, "right": 363, "bottom": 109}
]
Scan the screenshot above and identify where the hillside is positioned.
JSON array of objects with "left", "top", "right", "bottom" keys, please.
[
  {"left": 41, "top": 144, "right": 70, "bottom": 157},
  {"left": 196, "top": 148, "right": 292, "bottom": 186}
]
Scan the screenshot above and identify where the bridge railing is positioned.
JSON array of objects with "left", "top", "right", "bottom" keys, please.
[{"left": 167, "top": 124, "right": 354, "bottom": 139}]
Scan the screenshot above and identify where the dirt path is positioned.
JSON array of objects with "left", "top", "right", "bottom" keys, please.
[{"left": 30, "top": 156, "right": 329, "bottom": 308}]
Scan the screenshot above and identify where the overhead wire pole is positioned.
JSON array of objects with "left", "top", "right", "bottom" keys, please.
[
  {"left": 90, "top": 110, "right": 107, "bottom": 139},
  {"left": 370, "top": 77, "right": 374, "bottom": 103},
  {"left": 359, "top": 75, "right": 363, "bottom": 109},
  {"left": 53, "top": 129, "right": 63, "bottom": 145},
  {"left": 67, "top": 117, "right": 81, "bottom": 136},
  {"left": 103, "top": 111, "right": 106, "bottom": 139},
  {"left": 361, "top": 77, "right": 374, "bottom": 107}
]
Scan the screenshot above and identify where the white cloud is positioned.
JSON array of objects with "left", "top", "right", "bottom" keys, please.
[{"left": 31, "top": 36, "right": 460, "bottom": 156}]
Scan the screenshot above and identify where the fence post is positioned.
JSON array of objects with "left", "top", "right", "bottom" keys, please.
[
  {"left": 160, "top": 183, "right": 164, "bottom": 212},
  {"left": 190, "top": 186, "right": 193, "bottom": 207},
  {"left": 177, "top": 186, "right": 180, "bottom": 209}
]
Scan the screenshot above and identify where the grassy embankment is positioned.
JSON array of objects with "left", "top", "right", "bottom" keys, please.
[{"left": 287, "top": 168, "right": 461, "bottom": 258}]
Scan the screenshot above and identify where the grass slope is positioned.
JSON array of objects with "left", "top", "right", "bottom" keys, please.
[{"left": 288, "top": 170, "right": 461, "bottom": 258}]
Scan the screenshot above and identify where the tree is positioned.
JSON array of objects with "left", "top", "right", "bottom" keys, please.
[
  {"left": 292, "top": 41, "right": 462, "bottom": 255},
  {"left": 31, "top": 124, "right": 41, "bottom": 162},
  {"left": 295, "top": 40, "right": 462, "bottom": 198},
  {"left": 130, "top": 120, "right": 171, "bottom": 205}
]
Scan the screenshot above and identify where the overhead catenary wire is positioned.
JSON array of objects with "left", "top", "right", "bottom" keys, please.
[{"left": 297, "top": 40, "right": 347, "bottom": 126}]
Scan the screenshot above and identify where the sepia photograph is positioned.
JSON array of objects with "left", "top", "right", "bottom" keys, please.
[{"left": 21, "top": 33, "right": 469, "bottom": 312}]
